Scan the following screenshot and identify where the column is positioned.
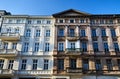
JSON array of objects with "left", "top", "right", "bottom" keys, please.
[
  {"left": 102, "top": 58, "right": 107, "bottom": 70},
  {"left": 65, "top": 57, "right": 69, "bottom": 69},
  {"left": 77, "top": 58, "right": 82, "bottom": 68},
  {"left": 76, "top": 40, "right": 80, "bottom": 48},
  {"left": 54, "top": 26, "right": 57, "bottom": 50},
  {"left": 65, "top": 39, "right": 68, "bottom": 49},
  {"left": 89, "top": 58, "right": 95, "bottom": 70},
  {"left": 87, "top": 26, "right": 93, "bottom": 53},
  {"left": 106, "top": 27, "right": 114, "bottom": 52},
  {"left": 3, "top": 59, "right": 8, "bottom": 69},
  {"left": 112, "top": 58, "right": 118, "bottom": 70},
  {"left": 65, "top": 26, "right": 68, "bottom": 36},
  {"left": 76, "top": 26, "right": 79, "bottom": 36},
  {"left": 8, "top": 42, "right": 12, "bottom": 49},
  {"left": 97, "top": 27, "right": 104, "bottom": 52}
]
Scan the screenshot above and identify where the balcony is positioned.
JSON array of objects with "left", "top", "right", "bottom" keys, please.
[
  {"left": 79, "top": 36, "right": 88, "bottom": 41},
  {"left": 65, "top": 48, "right": 82, "bottom": 55},
  {"left": 57, "top": 35, "right": 66, "bottom": 41},
  {"left": 0, "top": 33, "right": 20, "bottom": 41},
  {"left": 17, "top": 70, "right": 52, "bottom": 75},
  {"left": 0, "top": 69, "right": 14, "bottom": 76},
  {"left": 0, "top": 49, "right": 18, "bottom": 57},
  {"left": 66, "top": 33, "right": 79, "bottom": 41},
  {"left": 66, "top": 67, "right": 82, "bottom": 73}
]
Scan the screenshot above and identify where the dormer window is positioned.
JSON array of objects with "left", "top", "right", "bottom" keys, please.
[{"left": 70, "top": 19, "right": 74, "bottom": 23}]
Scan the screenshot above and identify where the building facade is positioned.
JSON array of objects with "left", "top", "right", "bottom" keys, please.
[
  {"left": 53, "top": 9, "right": 120, "bottom": 79},
  {"left": 0, "top": 9, "right": 120, "bottom": 79},
  {"left": 0, "top": 14, "right": 55, "bottom": 79}
]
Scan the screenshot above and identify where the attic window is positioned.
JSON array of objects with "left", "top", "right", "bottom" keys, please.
[{"left": 70, "top": 19, "right": 74, "bottom": 23}]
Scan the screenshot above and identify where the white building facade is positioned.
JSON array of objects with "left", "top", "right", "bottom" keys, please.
[{"left": 0, "top": 14, "right": 55, "bottom": 79}]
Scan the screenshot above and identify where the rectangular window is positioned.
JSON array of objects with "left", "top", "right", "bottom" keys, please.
[
  {"left": 80, "top": 19, "right": 84, "bottom": 23},
  {"left": 106, "top": 59, "right": 112, "bottom": 71},
  {"left": 32, "top": 59, "right": 38, "bottom": 70},
  {"left": 117, "top": 59, "right": 120, "bottom": 70},
  {"left": 45, "top": 43, "right": 49, "bottom": 52},
  {"left": 70, "top": 19, "right": 74, "bottom": 23},
  {"left": 47, "top": 20, "right": 51, "bottom": 24},
  {"left": 7, "top": 28, "right": 11, "bottom": 33},
  {"left": 81, "top": 42, "right": 87, "bottom": 52},
  {"left": 4, "top": 43, "right": 8, "bottom": 49},
  {"left": 16, "top": 19, "right": 21, "bottom": 23},
  {"left": 59, "top": 19, "right": 63, "bottom": 23},
  {"left": 100, "top": 19, "right": 104, "bottom": 24},
  {"left": 95, "top": 59, "right": 102, "bottom": 70},
  {"left": 44, "top": 59, "right": 49, "bottom": 70},
  {"left": 21, "top": 59, "right": 27, "bottom": 70},
  {"left": 0, "top": 60, "right": 4, "bottom": 69},
  {"left": 83, "top": 59, "right": 89, "bottom": 70},
  {"left": 8, "top": 19, "right": 12, "bottom": 23},
  {"left": 23, "top": 42, "right": 29, "bottom": 52},
  {"left": 34, "top": 43, "right": 39, "bottom": 52},
  {"left": 58, "top": 29, "right": 64, "bottom": 36},
  {"left": 28, "top": 20, "right": 31, "bottom": 24},
  {"left": 80, "top": 29, "right": 86, "bottom": 37},
  {"left": 91, "top": 29, "right": 96, "bottom": 37},
  {"left": 90, "top": 20, "right": 95, "bottom": 24},
  {"left": 58, "top": 59, "right": 64, "bottom": 70},
  {"left": 46, "top": 30, "right": 50, "bottom": 37},
  {"left": 70, "top": 59, "right": 76, "bottom": 69},
  {"left": 70, "top": 42, "right": 75, "bottom": 49},
  {"left": 114, "top": 43, "right": 119, "bottom": 52},
  {"left": 104, "top": 43, "right": 109, "bottom": 52},
  {"left": 58, "top": 43, "right": 64, "bottom": 51},
  {"left": 101, "top": 29, "right": 106, "bottom": 36},
  {"left": 8, "top": 60, "right": 14, "bottom": 69},
  {"left": 35, "top": 29, "right": 40, "bottom": 37},
  {"left": 25, "top": 29, "right": 31, "bottom": 37},
  {"left": 111, "top": 29, "right": 116, "bottom": 37},
  {"left": 37, "top": 20, "right": 41, "bottom": 24},
  {"left": 93, "top": 42, "right": 99, "bottom": 52},
  {"left": 12, "top": 43, "right": 17, "bottom": 49},
  {"left": 15, "top": 28, "right": 19, "bottom": 33},
  {"left": 69, "top": 29, "right": 74, "bottom": 37},
  {"left": 109, "top": 19, "right": 113, "bottom": 24}
]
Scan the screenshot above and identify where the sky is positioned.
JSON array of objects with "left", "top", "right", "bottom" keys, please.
[{"left": 0, "top": 0, "right": 120, "bottom": 15}]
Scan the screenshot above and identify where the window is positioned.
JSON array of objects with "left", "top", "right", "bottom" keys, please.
[
  {"left": 37, "top": 20, "right": 41, "bottom": 24},
  {"left": 12, "top": 43, "right": 17, "bottom": 49},
  {"left": 109, "top": 19, "right": 113, "bottom": 24},
  {"left": 69, "top": 29, "right": 74, "bottom": 37},
  {"left": 16, "top": 19, "right": 21, "bottom": 23},
  {"left": 111, "top": 29, "right": 116, "bottom": 37},
  {"left": 8, "top": 60, "right": 14, "bottom": 69},
  {"left": 58, "top": 43, "right": 64, "bottom": 51},
  {"left": 70, "top": 42, "right": 75, "bottom": 49},
  {"left": 58, "top": 59, "right": 64, "bottom": 70},
  {"left": 59, "top": 19, "right": 63, "bottom": 23},
  {"left": 47, "top": 20, "right": 51, "bottom": 24},
  {"left": 80, "top": 29, "right": 86, "bottom": 37},
  {"left": 93, "top": 42, "right": 99, "bottom": 52},
  {"left": 95, "top": 59, "right": 102, "bottom": 70},
  {"left": 44, "top": 59, "right": 49, "bottom": 70},
  {"left": 81, "top": 42, "right": 87, "bottom": 52},
  {"left": 23, "top": 42, "right": 29, "bottom": 52},
  {"left": 15, "top": 28, "right": 19, "bottom": 33},
  {"left": 69, "top": 19, "right": 74, "bottom": 23},
  {"left": 35, "top": 29, "right": 40, "bottom": 37},
  {"left": 70, "top": 59, "right": 76, "bottom": 69},
  {"left": 100, "top": 19, "right": 104, "bottom": 24},
  {"left": 117, "top": 59, "right": 120, "bottom": 70},
  {"left": 83, "top": 59, "right": 89, "bottom": 70},
  {"left": 21, "top": 59, "right": 27, "bottom": 70},
  {"left": 80, "top": 19, "right": 84, "bottom": 23},
  {"left": 0, "top": 60, "right": 4, "bottom": 69},
  {"left": 91, "top": 29, "right": 96, "bottom": 37},
  {"left": 106, "top": 59, "right": 112, "bottom": 71},
  {"left": 46, "top": 30, "right": 50, "bottom": 37},
  {"left": 104, "top": 43, "right": 109, "bottom": 52},
  {"left": 45, "top": 43, "right": 49, "bottom": 52},
  {"left": 101, "top": 29, "right": 106, "bottom": 36},
  {"left": 28, "top": 20, "right": 31, "bottom": 24},
  {"left": 34, "top": 43, "right": 39, "bottom": 52},
  {"left": 4, "top": 43, "right": 8, "bottom": 49},
  {"left": 32, "top": 59, "right": 38, "bottom": 70},
  {"left": 25, "top": 29, "right": 31, "bottom": 37},
  {"left": 90, "top": 20, "right": 95, "bottom": 24},
  {"left": 7, "top": 28, "right": 11, "bottom": 33},
  {"left": 114, "top": 43, "right": 119, "bottom": 52},
  {"left": 58, "top": 29, "right": 64, "bottom": 36},
  {"left": 117, "top": 19, "right": 120, "bottom": 23},
  {"left": 8, "top": 19, "right": 12, "bottom": 23}
]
